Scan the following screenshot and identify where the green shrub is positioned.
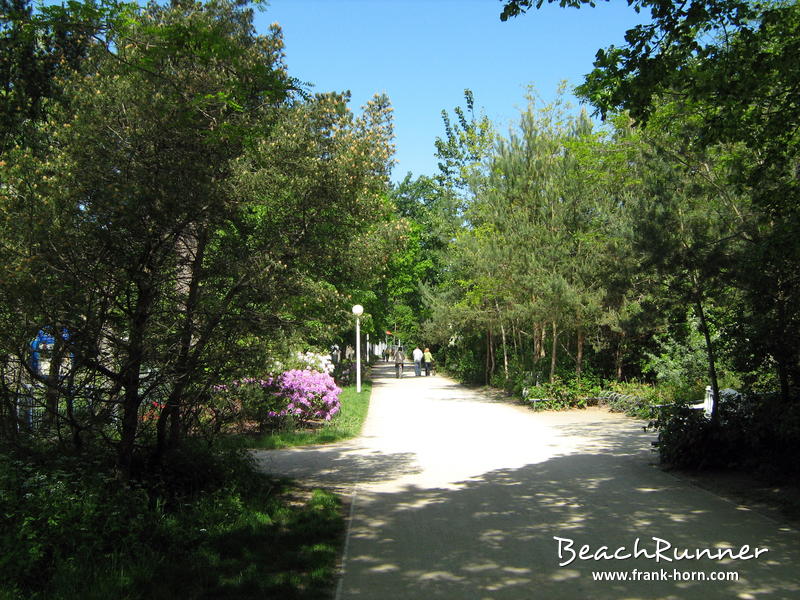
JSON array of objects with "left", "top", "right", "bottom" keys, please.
[
  {"left": 0, "top": 443, "right": 343, "bottom": 599},
  {"left": 601, "top": 381, "right": 671, "bottom": 418},
  {"left": 142, "top": 440, "right": 257, "bottom": 504},
  {"left": 438, "top": 343, "right": 485, "bottom": 384},
  {"left": 648, "top": 392, "right": 800, "bottom": 476},
  {"left": 648, "top": 401, "right": 720, "bottom": 469},
  {"left": 641, "top": 315, "right": 742, "bottom": 405},
  {"left": 0, "top": 450, "right": 155, "bottom": 597},
  {"left": 240, "top": 381, "right": 372, "bottom": 450},
  {"left": 521, "top": 373, "right": 603, "bottom": 411}
]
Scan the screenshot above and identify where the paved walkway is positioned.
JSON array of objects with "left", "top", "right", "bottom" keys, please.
[{"left": 252, "top": 364, "right": 800, "bottom": 599}]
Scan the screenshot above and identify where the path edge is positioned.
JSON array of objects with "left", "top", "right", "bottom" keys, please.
[{"left": 334, "top": 485, "right": 359, "bottom": 600}]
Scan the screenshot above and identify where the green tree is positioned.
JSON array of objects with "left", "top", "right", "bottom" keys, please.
[
  {"left": 502, "top": 0, "right": 800, "bottom": 401},
  {"left": 0, "top": 0, "right": 123, "bottom": 150},
  {"left": 629, "top": 116, "right": 748, "bottom": 420},
  {"left": 0, "top": 0, "right": 395, "bottom": 473},
  {"left": 434, "top": 88, "right": 494, "bottom": 200},
  {"left": 430, "top": 91, "right": 636, "bottom": 384},
  {"left": 372, "top": 174, "right": 462, "bottom": 348}
]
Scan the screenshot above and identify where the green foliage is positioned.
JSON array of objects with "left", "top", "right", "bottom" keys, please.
[
  {"left": 0, "top": 0, "right": 128, "bottom": 150},
  {"left": 0, "top": 450, "right": 140, "bottom": 593},
  {"left": 498, "top": 0, "right": 800, "bottom": 413},
  {"left": 648, "top": 401, "right": 719, "bottom": 470},
  {"left": 649, "top": 391, "right": 800, "bottom": 474},
  {"left": 642, "top": 314, "right": 741, "bottom": 403},
  {"left": 0, "top": 444, "right": 343, "bottom": 599},
  {"left": 367, "top": 173, "right": 463, "bottom": 348},
  {"left": 425, "top": 89, "right": 661, "bottom": 388},
  {"left": 521, "top": 373, "right": 602, "bottom": 411},
  {"left": 601, "top": 381, "right": 669, "bottom": 418},
  {"left": 643, "top": 326, "right": 710, "bottom": 398},
  {"left": 437, "top": 338, "right": 486, "bottom": 384},
  {"left": 244, "top": 381, "right": 373, "bottom": 450},
  {"left": 434, "top": 89, "right": 495, "bottom": 193},
  {"left": 0, "top": 0, "right": 395, "bottom": 471}
]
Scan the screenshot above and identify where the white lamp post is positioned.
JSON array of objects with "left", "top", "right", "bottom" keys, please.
[{"left": 352, "top": 305, "right": 364, "bottom": 392}]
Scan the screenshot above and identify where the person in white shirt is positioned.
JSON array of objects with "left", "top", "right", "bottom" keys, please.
[{"left": 412, "top": 346, "right": 423, "bottom": 377}]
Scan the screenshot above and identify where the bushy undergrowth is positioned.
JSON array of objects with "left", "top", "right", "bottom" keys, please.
[
  {"left": 332, "top": 358, "right": 370, "bottom": 387},
  {"left": 438, "top": 344, "right": 485, "bottom": 384},
  {"left": 0, "top": 442, "right": 343, "bottom": 600},
  {"left": 487, "top": 364, "right": 605, "bottom": 411},
  {"left": 498, "top": 365, "right": 679, "bottom": 416},
  {"left": 520, "top": 374, "right": 603, "bottom": 410},
  {"left": 649, "top": 392, "right": 800, "bottom": 476},
  {"left": 600, "top": 381, "right": 671, "bottom": 418}
]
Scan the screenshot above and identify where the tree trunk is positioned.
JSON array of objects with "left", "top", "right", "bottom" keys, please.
[
  {"left": 1, "top": 358, "right": 20, "bottom": 440},
  {"left": 485, "top": 329, "right": 491, "bottom": 385},
  {"left": 62, "top": 362, "right": 82, "bottom": 450},
  {"left": 496, "top": 300, "right": 509, "bottom": 379},
  {"left": 549, "top": 321, "right": 558, "bottom": 383},
  {"left": 156, "top": 229, "right": 208, "bottom": 458},
  {"left": 533, "top": 322, "right": 542, "bottom": 366},
  {"left": 615, "top": 331, "right": 625, "bottom": 381},
  {"left": 490, "top": 329, "right": 496, "bottom": 381},
  {"left": 511, "top": 323, "right": 518, "bottom": 355},
  {"left": 576, "top": 328, "right": 584, "bottom": 381},
  {"left": 118, "top": 361, "right": 144, "bottom": 478},
  {"left": 776, "top": 357, "right": 791, "bottom": 403},
  {"left": 694, "top": 295, "right": 721, "bottom": 426},
  {"left": 117, "top": 282, "right": 153, "bottom": 478},
  {"left": 42, "top": 329, "right": 68, "bottom": 429}
]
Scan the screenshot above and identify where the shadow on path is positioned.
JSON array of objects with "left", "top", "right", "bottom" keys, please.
[
  {"left": 342, "top": 453, "right": 799, "bottom": 599},
  {"left": 253, "top": 446, "right": 422, "bottom": 490},
  {"left": 254, "top": 364, "right": 800, "bottom": 599}
]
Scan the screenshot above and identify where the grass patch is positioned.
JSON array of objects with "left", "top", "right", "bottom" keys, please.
[{"left": 225, "top": 381, "right": 372, "bottom": 450}]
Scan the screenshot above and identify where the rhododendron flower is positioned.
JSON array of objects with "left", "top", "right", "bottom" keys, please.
[{"left": 213, "top": 368, "right": 341, "bottom": 429}]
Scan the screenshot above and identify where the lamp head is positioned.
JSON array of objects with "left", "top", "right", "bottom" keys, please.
[{"left": 352, "top": 304, "right": 364, "bottom": 316}]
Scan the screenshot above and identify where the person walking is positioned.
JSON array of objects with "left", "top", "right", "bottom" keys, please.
[
  {"left": 394, "top": 346, "right": 405, "bottom": 379},
  {"left": 412, "top": 345, "right": 423, "bottom": 377},
  {"left": 423, "top": 347, "right": 434, "bottom": 376}
]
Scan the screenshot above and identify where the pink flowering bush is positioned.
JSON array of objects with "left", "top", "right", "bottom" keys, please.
[
  {"left": 269, "top": 369, "right": 341, "bottom": 425},
  {"left": 213, "top": 370, "right": 341, "bottom": 431}
]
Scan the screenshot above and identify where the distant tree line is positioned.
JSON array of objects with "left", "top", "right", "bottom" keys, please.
[{"left": 386, "top": 0, "right": 800, "bottom": 470}]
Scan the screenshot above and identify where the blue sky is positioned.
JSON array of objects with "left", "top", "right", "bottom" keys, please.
[{"left": 255, "top": 0, "right": 647, "bottom": 182}]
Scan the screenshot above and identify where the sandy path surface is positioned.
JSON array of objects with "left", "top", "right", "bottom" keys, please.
[{"left": 253, "top": 364, "right": 800, "bottom": 599}]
